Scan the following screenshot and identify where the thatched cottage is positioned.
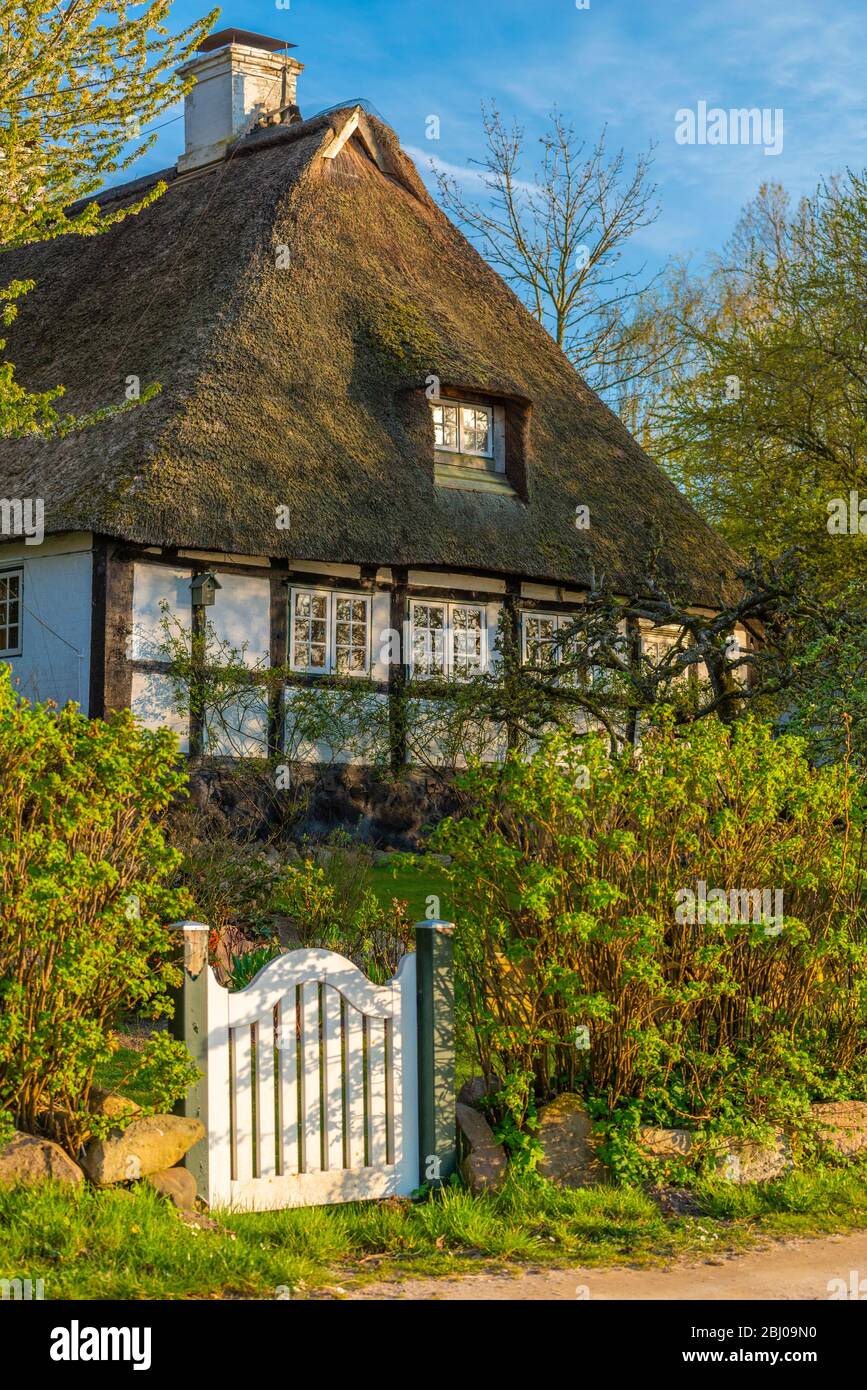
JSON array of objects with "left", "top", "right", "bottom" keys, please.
[{"left": 0, "top": 29, "right": 744, "bottom": 832}]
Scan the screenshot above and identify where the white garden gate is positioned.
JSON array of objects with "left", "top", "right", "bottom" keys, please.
[{"left": 171, "top": 922, "right": 455, "bottom": 1212}]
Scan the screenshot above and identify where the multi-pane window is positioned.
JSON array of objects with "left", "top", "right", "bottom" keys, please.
[
  {"left": 290, "top": 589, "right": 370, "bottom": 675},
  {"left": 642, "top": 628, "right": 688, "bottom": 685},
  {"left": 522, "top": 612, "right": 580, "bottom": 668},
  {"left": 431, "top": 401, "right": 492, "bottom": 457},
  {"left": 0, "top": 570, "right": 22, "bottom": 656},
  {"left": 333, "top": 595, "right": 370, "bottom": 674},
  {"left": 523, "top": 613, "right": 564, "bottom": 669},
  {"left": 410, "top": 601, "right": 485, "bottom": 679}
]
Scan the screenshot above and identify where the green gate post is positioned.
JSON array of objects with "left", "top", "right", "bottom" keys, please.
[
  {"left": 415, "top": 920, "right": 456, "bottom": 1188},
  {"left": 169, "top": 922, "right": 211, "bottom": 1199}
]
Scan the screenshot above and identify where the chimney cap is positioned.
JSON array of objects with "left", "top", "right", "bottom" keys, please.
[{"left": 196, "top": 28, "right": 297, "bottom": 54}]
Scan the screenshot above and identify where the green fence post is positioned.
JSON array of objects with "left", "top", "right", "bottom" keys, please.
[
  {"left": 169, "top": 921, "right": 211, "bottom": 1199},
  {"left": 415, "top": 920, "right": 456, "bottom": 1188}
]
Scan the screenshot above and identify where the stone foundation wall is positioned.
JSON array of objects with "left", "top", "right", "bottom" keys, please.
[{"left": 187, "top": 760, "right": 462, "bottom": 848}]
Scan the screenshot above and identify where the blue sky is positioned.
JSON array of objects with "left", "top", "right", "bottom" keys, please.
[{"left": 127, "top": 0, "right": 867, "bottom": 275}]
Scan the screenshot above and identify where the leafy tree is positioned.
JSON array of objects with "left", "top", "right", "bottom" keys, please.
[
  {"left": 0, "top": 0, "right": 216, "bottom": 436},
  {"left": 647, "top": 176, "right": 867, "bottom": 599}
]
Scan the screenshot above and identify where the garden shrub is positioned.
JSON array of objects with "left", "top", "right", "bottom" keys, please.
[
  {"left": 272, "top": 853, "right": 413, "bottom": 984},
  {"left": 0, "top": 671, "right": 198, "bottom": 1152},
  {"left": 432, "top": 716, "right": 867, "bottom": 1151}
]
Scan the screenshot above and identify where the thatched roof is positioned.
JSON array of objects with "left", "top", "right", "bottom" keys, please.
[{"left": 0, "top": 107, "right": 743, "bottom": 605}]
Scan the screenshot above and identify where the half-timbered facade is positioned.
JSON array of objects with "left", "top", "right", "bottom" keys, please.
[{"left": 0, "top": 29, "right": 746, "bottom": 813}]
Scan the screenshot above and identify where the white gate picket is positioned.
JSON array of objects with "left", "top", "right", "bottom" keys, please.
[
  {"left": 323, "top": 986, "right": 344, "bottom": 1170},
  {"left": 232, "top": 1023, "right": 253, "bottom": 1185},
  {"left": 300, "top": 980, "right": 322, "bottom": 1173},
  {"left": 366, "top": 1017, "right": 388, "bottom": 1167},
  {"left": 345, "top": 1003, "right": 366, "bottom": 1169},
  {"left": 277, "top": 993, "right": 299, "bottom": 1177},
  {"left": 201, "top": 946, "right": 419, "bottom": 1211},
  {"left": 257, "top": 1013, "right": 277, "bottom": 1179}
]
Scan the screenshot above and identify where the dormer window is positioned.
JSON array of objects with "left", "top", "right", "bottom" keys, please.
[
  {"left": 432, "top": 401, "right": 493, "bottom": 459},
  {"left": 425, "top": 386, "right": 529, "bottom": 499}
]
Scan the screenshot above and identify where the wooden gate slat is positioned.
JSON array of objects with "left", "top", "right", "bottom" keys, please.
[
  {"left": 233, "top": 1024, "right": 254, "bottom": 1185},
  {"left": 277, "top": 991, "right": 299, "bottom": 1176},
  {"left": 257, "top": 1012, "right": 277, "bottom": 1179},
  {"left": 345, "top": 1002, "right": 365, "bottom": 1170},
  {"left": 323, "top": 985, "right": 345, "bottom": 1171},
  {"left": 366, "top": 1016, "right": 388, "bottom": 1168},
  {"left": 300, "top": 980, "right": 322, "bottom": 1173}
]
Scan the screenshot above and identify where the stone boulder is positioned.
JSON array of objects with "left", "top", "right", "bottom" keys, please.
[
  {"left": 639, "top": 1127, "right": 694, "bottom": 1159},
  {"left": 536, "top": 1094, "right": 607, "bottom": 1188},
  {"left": 145, "top": 1166, "right": 198, "bottom": 1211},
  {"left": 0, "top": 1131, "right": 84, "bottom": 1187},
  {"left": 639, "top": 1125, "right": 792, "bottom": 1183},
  {"left": 721, "top": 1133, "right": 793, "bottom": 1184},
  {"left": 810, "top": 1102, "right": 867, "bottom": 1157},
  {"left": 456, "top": 1102, "right": 507, "bottom": 1195},
  {"left": 457, "top": 1074, "right": 502, "bottom": 1110},
  {"left": 88, "top": 1087, "right": 142, "bottom": 1121},
  {"left": 82, "top": 1115, "right": 205, "bottom": 1186}
]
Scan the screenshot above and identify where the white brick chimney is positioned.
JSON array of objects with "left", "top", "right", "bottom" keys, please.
[{"left": 177, "top": 28, "right": 303, "bottom": 173}]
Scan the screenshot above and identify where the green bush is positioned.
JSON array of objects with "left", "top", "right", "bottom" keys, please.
[
  {"left": 0, "top": 670, "right": 198, "bottom": 1151},
  {"left": 432, "top": 716, "right": 867, "bottom": 1148},
  {"left": 273, "top": 854, "right": 413, "bottom": 984}
]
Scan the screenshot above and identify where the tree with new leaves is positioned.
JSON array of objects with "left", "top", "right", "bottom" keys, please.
[
  {"left": 646, "top": 176, "right": 867, "bottom": 599},
  {"left": 434, "top": 105, "right": 664, "bottom": 402},
  {"left": 0, "top": 0, "right": 217, "bottom": 436}
]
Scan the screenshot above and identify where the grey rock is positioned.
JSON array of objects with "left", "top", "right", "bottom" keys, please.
[
  {"left": 810, "top": 1102, "right": 867, "bottom": 1157},
  {"left": 0, "top": 1131, "right": 84, "bottom": 1188},
  {"left": 83, "top": 1115, "right": 205, "bottom": 1186},
  {"left": 536, "top": 1094, "right": 607, "bottom": 1188},
  {"left": 456, "top": 1102, "right": 507, "bottom": 1194}
]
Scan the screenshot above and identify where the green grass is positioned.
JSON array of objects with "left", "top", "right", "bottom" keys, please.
[
  {"left": 367, "top": 859, "right": 452, "bottom": 923},
  {"left": 93, "top": 1049, "right": 160, "bottom": 1107},
  {"left": 4, "top": 1164, "right": 867, "bottom": 1300}
]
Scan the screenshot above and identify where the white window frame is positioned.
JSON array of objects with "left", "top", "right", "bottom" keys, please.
[
  {"left": 408, "top": 599, "right": 487, "bottom": 680},
  {"left": 289, "top": 587, "right": 371, "bottom": 676},
  {"left": 430, "top": 399, "right": 494, "bottom": 458},
  {"left": 521, "top": 611, "right": 575, "bottom": 667},
  {"left": 0, "top": 567, "right": 23, "bottom": 658}
]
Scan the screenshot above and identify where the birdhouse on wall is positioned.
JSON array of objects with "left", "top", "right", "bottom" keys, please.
[{"left": 190, "top": 571, "right": 222, "bottom": 607}]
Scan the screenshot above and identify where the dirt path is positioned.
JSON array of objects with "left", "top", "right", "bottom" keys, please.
[{"left": 347, "top": 1230, "right": 867, "bottom": 1300}]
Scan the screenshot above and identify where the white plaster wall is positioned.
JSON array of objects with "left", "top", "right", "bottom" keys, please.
[
  {"left": 284, "top": 688, "right": 390, "bottom": 765},
  {"left": 0, "top": 534, "right": 92, "bottom": 709},
  {"left": 131, "top": 564, "right": 191, "bottom": 660},
  {"left": 207, "top": 572, "right": 270, "bottom": 668},
  {"left": 205, "top": 696, "right": 269, "bottom": 758},
  {"left": 405, "top": 698, "right": 506, "bottom": 768},
  {"left": 370, "top": 591, "right": 392, "bottom": 682},
  {"left": 130, "top": 671, "right": 189, "bottom": 752}
]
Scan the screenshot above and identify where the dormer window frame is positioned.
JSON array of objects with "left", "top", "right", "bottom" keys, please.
[{"left": 431, "top": 399, "right": 495, "bottom": 461}]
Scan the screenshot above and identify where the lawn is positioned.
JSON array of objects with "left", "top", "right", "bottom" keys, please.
[
  {"left": 4, "top": 1165, "right": 867, "bottom": 1300},
  {"left": 367, "top": 857, "right": 452, "bottom": 924}
]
